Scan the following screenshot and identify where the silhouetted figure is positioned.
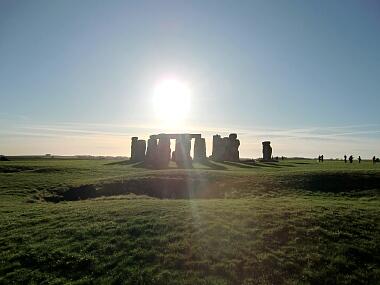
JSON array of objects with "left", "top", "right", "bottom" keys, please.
[
  {"left": 373, "top": 156, "right": 376, "bottom": 164},
  {"left": 321, "top": 155, "right": 324, "bottom": 162},
  {"left": 358, "top": 156, "right": 361, "bottom": 163},
  {"left": 349, "top": 155, "right": 353, "bottom": 163},
  {"left": 281, "top": 156, "right": 284, "bottom": 160},
  {"left": 318, "top": 155, "right": 321, "bottom": 162},
  {"left": 344, "top": 155, "right": 347, "bottom": 163}
]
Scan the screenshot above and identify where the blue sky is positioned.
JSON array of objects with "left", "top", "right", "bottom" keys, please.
[{"left": 0, "top": 0, "right": 379, "bottom": 157}]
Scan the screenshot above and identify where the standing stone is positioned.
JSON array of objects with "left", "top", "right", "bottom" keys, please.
[
  {"left": 157, "top": 135, "right": 171, "bottom": 168},
  {"left": 227, "top": 133, "right": 240, "bottom": 161},
  {"left": 173, "top": 135, "right": 192, "bottom": 167},
  {"left": 222, "top": 137, "right": 230, "bottom": 160},
  {"left": 131, "top": 137, "right": 146, "bottom": 162},
  {"left": 130, "top": 137, "right": 138, "bottom": 161},
  {"left": 212, "top": 135, "right": 225, "bottom": 161},
  {"left": 262, "top": 141, "right": 272, "bottom": 161},
  {"left": 194, "top": 137, "right": 206, "bottom": 161},
  {"left": 145, "top": 136, "right": 158, "bottom": 165},
  {"left": 135, "top": 140, "right": 146, "bottom": 161},
  {"left": 211, "top": 133, "right": 240, "bottom": 162}
]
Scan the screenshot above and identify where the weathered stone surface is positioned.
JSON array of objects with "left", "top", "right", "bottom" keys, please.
[
  {"left": 211, "top": 133, "right": 240, "bottom": 162},
  {"left": 135, "top": 140, "right": 146, "bottom": 161},
  {"left": 157, "top": 135, "right": 171, "bottom": 168},
  {"left": 130, "top": 137, "right": 138, "bottom": 161},
  {"left": 173, "top": 135, "right": 192, "bottom": 167},
  {"left": 134, "top": 133, "right": 206, "bottom": 168},
  {"left": 262, "top": 141, "right": 272, "bottom": 161},
  {"left": 226, "top": 134, "right": 240, "bottom": 162},
  {"left": 229, "top": 133, "right": 237, "bottom": 140},
  {"left": 131, "top": 137, "right": 146, "bottom": 162},
  {"left": 194, "top": 138, "right": 206, "bottom": 161},
  {"left": 145, "top": 138, "right": 158, "bottom": 165},
  {"left": 211, "top": 135, "right": 225, "bottom": 161}
]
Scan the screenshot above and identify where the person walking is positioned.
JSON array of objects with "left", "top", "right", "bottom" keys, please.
[
  {"left": 358, "top": 156, "right": 362, "bottom": 163},
  {"left": 318, "top": 155, "right": 321, "bottom": 162},
  {"left": 344, "top": 155, "right": 347, "bottom": 163},
  {"left": 321, "top": 155, "right": 324, "bottom": 162},
  {"left": 373, "top": 156, "right": 376, "bottom": 164},
  {"left": 349, "top": 155, "right": 353, "bottom": 163}
]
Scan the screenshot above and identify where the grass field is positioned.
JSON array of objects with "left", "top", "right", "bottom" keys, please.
[{"left": 0, "top": 158, "right": 379, "bottom": 284}]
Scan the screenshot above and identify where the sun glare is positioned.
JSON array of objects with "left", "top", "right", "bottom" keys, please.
[{"left": 153, "top": 79, "right": 191, "bottom": 126}]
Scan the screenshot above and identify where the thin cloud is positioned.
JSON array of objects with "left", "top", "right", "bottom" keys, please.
[{"left": 1, "top": 121, "right": 379, "bottom": 157}]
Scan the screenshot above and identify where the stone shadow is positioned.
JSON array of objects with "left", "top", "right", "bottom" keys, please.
[
  {"left": 198, "top": 160, "right": 227, "bottom": 170},
  {"left": 221, "top": 161, "right": 257, "bottom": 169},
  {"left": 220, "top": 160, "right": 297, "bottom": 169},
  {"left": 250, "top": 162, "right": 282, "bottom": 168},
  {"left": 110, "top": 159, "right": 227, "bottom": 170},
  {"left": 106, "top": 160, "right": 138, "bottom": 166},
  {"left": 131, "top": 161, "right": 178, "bottom": 170}
]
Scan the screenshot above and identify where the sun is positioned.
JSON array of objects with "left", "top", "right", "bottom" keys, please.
[{"left": 153, "top": 78, "right": 191, "bottom": 125}]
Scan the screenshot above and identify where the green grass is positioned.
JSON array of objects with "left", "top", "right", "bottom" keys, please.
[{"left": 0, "top": 158, "right": 379, "bottom": 284}]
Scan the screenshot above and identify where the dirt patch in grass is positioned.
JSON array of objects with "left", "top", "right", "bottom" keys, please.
[
  {"left": 45, "top": 177, "right": 228, "bottom": 202},
  {"left": 44, "top": 172, "right": 380, "bottom": 202}
]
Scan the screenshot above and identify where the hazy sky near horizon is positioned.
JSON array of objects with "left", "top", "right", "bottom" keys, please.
[{"left": 1, "top": 0, "right": 379, "bottom": 158}]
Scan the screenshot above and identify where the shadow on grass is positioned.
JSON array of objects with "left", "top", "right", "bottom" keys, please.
[
  {"left": 277, "top": 163, "right": 296, "bottom": 168},
  {"left": 198, "top": 160, "right": 227, "bottom": 170},
  {"left": 221, "top": 161, "right": 257, "bottom": 169},
  {"left": 106, "top": 158, "right": 300, "bottom": 170},
  {"left": 219, "top": 160, "right": 298, "bottom": 169},
  {"left": 106, "top": 160, "right": 180, "bottom": 169},
  {"left": 285, "top": 173, "right": 380, "bottom": 193},
  {"left": 106, "top": 160, "right": 137, "bottom": 166},
  {"left": 131, "top": 162, "right": 175, "bottom": 170},
  {"left": 110, "top": 159, "right": 227, "bottom": 170},
  {"left": 254, "top": 162, "right": 282, "bottom": 168}
]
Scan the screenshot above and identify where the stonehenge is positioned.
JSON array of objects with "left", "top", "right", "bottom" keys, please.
[
  {"left": 130, "top": 133, "right": 206, "bottom": 168},
  {"left": 130, "top": 133, "right": 276, "bottom": 167},
  {"left": 211, "top": 133, "right": 240, "bottom": 162}
]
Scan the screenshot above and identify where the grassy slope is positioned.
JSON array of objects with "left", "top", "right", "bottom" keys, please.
[{"left": 0, "top": 158, "right": 379, "bottom": 284}]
